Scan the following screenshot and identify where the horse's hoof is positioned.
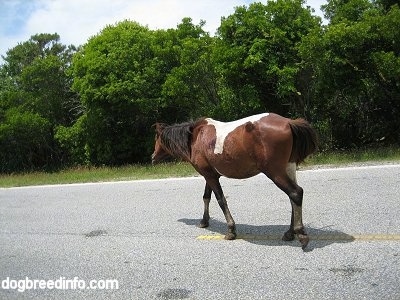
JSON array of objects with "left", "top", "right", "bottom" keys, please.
[
  {"left": 298, "top": 234, "right": 309, "bottom": 250},
  {"left": 198, "top": 221, "right": 209, "bottom": 228},
  {"left": 282, "top": 230, "right": 295, "bottom": 241},
  {"left": 224, "top": 232, "right": 236, "bottom": 240}
]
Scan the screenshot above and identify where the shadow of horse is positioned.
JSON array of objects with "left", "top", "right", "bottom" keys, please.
[{"left": 178, "top": 218, "right": 354, "bottom": 251}]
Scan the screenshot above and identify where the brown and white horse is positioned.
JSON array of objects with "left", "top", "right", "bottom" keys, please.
[{"left": 151, "top": 113, "right": 317, "bottom": 249}]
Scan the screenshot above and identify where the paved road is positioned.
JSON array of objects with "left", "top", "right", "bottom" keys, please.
[{"left": 0, "top": 164, "right": 399, "bottom": 299}]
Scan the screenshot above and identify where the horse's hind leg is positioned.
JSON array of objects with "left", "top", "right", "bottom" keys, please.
[
  {"left": 282, "top": 163, "right": 297, "bottom": 241},
  {"left": 266, "top": 163, "right": 309, "bottom": 249},
  {"left": 198, "top": 183, "right": 212, "bottom": 228}
]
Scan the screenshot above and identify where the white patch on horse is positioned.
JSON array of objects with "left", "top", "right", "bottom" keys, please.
[
  {"left": 286, "top": 162, "right": 297, "bottom": 183},
  {"left": 206, "top": 113, "right": 269, "bottom": 154}
]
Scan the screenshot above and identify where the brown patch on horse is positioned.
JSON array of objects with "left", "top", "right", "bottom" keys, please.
[{"left": 288, "top": 118, "right": 318, "bottom": 164}]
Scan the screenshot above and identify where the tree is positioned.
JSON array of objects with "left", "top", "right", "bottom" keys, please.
[
  {"left": 299, "top": 2, "right": 400, "bottom": 148},
  {"left": 322, "top": 0, "right": 374, "bottom": 23},
  {"left": 69, "top": 21, "right": 157, "bottom": 165},
  {"left": 160, "top": 18, "right": 219, "bottom": 120},
  {"left": 213, "top": 0, "right": 321, "bottom": 120},
  {"left": 66, "top": 19, "right": 218, "bottom": 165},
  {"left": 0, "top": 33, "right": 78, "bottom": 172}
]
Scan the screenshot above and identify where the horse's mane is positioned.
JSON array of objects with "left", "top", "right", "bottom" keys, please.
[{"left": 160, "top": 118, "right": 205, "bottom": 159}]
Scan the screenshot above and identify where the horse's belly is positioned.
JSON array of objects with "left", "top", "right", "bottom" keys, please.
[
  {"left": 212, "top": 159, "right": 260, "bottom": 179},
  {"left": 214, "top": 166, "right": 260, "bottom": 179}
]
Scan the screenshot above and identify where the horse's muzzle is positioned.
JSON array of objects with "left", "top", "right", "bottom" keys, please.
[
  {"left": 151, "top": 153, "right": 158, "bottom": 165},
  {"left": 151, "top": 151, "right": 171, "bottom": 164}
]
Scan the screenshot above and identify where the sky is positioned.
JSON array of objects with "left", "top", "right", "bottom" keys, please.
[{"left": 0, "top": 0, "right": 327, "bottom": 60}]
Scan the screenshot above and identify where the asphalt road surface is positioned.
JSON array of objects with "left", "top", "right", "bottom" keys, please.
[{"left": 1, "top": 164, "right": 399, "bottom": 299}]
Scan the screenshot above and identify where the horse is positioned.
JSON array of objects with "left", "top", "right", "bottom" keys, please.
[{"left": 151, "top": 113, "right": 318, "bottom": 249}]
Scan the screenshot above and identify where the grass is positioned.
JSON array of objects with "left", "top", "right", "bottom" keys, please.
[
  {"left": 308, "top": 146, "right": 400, "bottom": 166},
  {"left": 1, "top": 147, "right": 399, "bottom": 188},
  {"left": 0, "top": 162, "right": 197, "bottom": 188}
]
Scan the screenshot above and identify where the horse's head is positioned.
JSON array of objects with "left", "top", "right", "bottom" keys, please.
[{"left": 151, "top": 123, "right": 171, "bottom": 164}]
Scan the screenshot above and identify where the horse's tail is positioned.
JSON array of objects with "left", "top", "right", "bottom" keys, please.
[{"left": 288, "top": 118, "right": 318, "bottom": 165}]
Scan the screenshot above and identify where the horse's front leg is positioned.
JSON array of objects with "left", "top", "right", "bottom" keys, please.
[
  {"left": 198, "top": 183, "right": 212, "bottom": 228},
  {"left": 205, "top": 177, "right": 236, "bottom": 240}
]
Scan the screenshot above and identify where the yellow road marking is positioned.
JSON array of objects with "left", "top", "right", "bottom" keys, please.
[{"left": 196, "top": 234, "right": 400, "bottom": 241}]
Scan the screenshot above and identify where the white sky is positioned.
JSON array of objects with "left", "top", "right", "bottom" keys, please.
[{"left": 0, "top": 0, "right": 327, "bottom": 60}]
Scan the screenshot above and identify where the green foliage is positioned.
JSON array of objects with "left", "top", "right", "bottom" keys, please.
[
  {"left": 322, "top": 0, "right": 374, "bottom": 23},
  {"left": 1, "top": 1, "right": 400, "bottom": 173},
  {"left": 214, "top": 0, "right": 321, "bottom": 119},
  {"left": 55, "top": 115, "right": 88, "bottom": 165},
  {"left": 0, "top": 33, "right": 78, "bottom": 172},
  {"left": 300, "top": 3, "right": 400, "bottom": 149},
  {"left": 161, "top": 19, "right": 218, "bottom": 119},
  {"left": 69, "top": 19, "right": 213, "bottom": 165},
  {"left": 70, "top": 21, "right": 157, "bottom": 165},
  {"left": 0, "top": 108, "right": 52, "bottom": 172}
]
